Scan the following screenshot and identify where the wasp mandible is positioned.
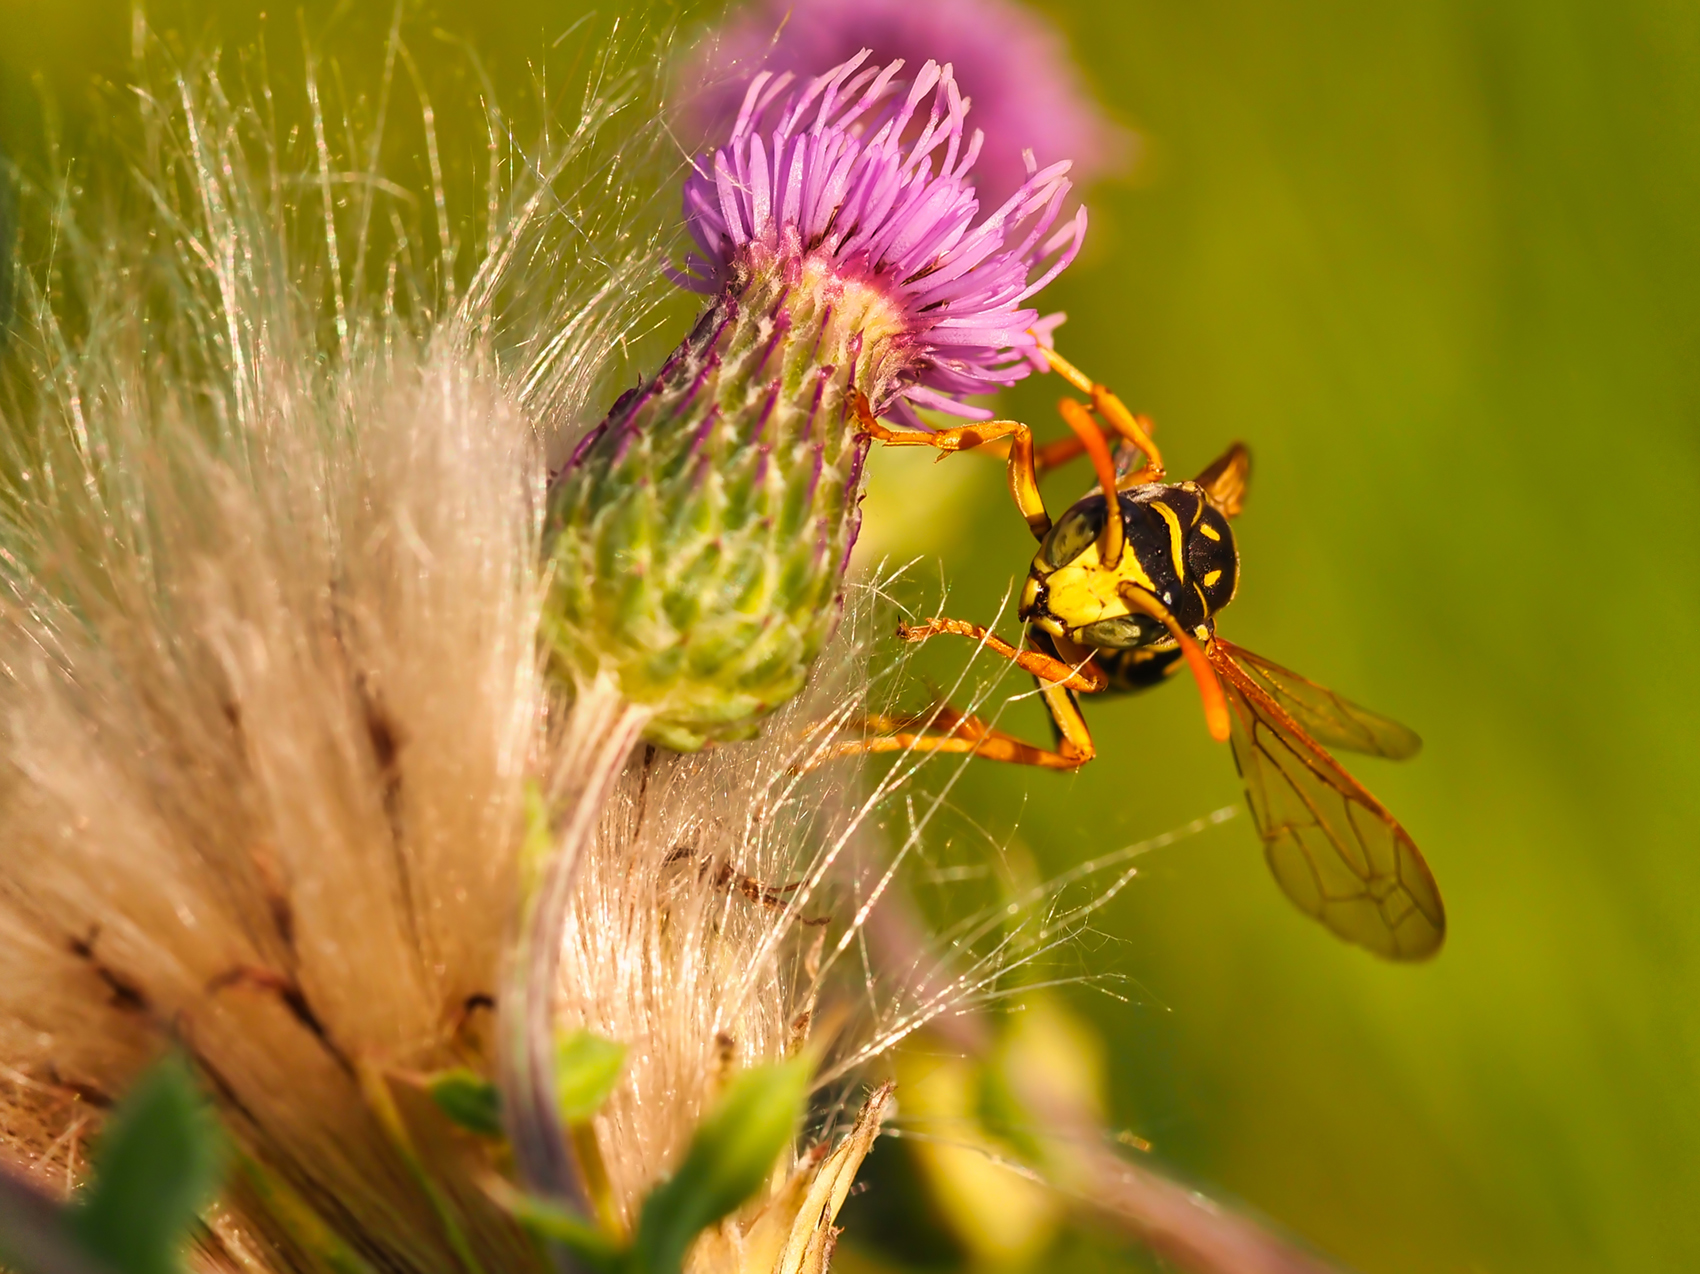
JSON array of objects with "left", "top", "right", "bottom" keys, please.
[{"left": 842, "top": 351, "right": 1445, "bottom": 961}]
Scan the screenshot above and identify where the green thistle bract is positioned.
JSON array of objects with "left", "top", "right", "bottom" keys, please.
[{"left": 544, "top": 52, "right": 1085, "bottom": 748}]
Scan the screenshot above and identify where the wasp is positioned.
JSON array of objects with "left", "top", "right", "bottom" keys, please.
[{"left": 842, "top": 351, "right": 1444, "bottom": 961}]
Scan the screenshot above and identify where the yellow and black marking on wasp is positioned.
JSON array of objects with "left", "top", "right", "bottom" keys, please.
[{"left": 840, "top": 350, "right": 1445, "bottom": 961}]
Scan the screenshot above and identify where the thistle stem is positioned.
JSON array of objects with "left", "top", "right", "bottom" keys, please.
[{"left": 498, "top": 675, "right": 650, "bottom": 1242}]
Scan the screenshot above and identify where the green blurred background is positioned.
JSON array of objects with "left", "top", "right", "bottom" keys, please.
[{"left": 5, "top": 1, "right": 1698, "bottom": 1271}]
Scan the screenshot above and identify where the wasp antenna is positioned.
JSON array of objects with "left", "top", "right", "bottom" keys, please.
[
  {"left": 1058, "top": 397, "right": 1125, "bottom": 564},
  {"left": 1119, "top": 586, "right": 1231, "bottom": 743},
  {"left": 1040, "top": 344, "right": 1095, "bottom": 395}
]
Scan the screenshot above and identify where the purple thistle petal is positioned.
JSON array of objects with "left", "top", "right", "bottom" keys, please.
[
  {"left": 902, "top": 385, "right": 996, "bottom": 420},
  {"left": 676, "top": 54, "right": 1087, "bottom": 415},
  {"left": 884, "top": 397, "right": 936, "bottom": 432},
  {"left": 685, "top": 0, "right": 1132, "bottom": 210}
]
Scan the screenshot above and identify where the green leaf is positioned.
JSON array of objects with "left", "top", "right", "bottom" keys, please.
[
  {"left": 631, "top": 1056, "right": 809, "bottom": 1274},
  {"left": 501, "top": 1192, "right": 623, "bottom": 1274},
  {"left": 556, "top": 1030, "right": 627, "bottom": 1125},
  {"left": 67, "top": 1055, "right": 225, "bottom": 1274},
  {"left": 427, "top": 1069, "right": 504, "bottom": 1139},
  {"left": 519, "top": 778, "right": 554, "bottom": 895}
]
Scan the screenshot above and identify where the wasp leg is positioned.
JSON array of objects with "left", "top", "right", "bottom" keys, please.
[
  {"left": 898, "top": 616, "right": 1107, "bottom": 693},
  {"left": 1043, "top": 348, "right": 1166, "bottom": 483},
  {"left": 853, "top": 392, "right": 1052, "bottom": 540},
  {"left": 817, "top": 695, "right": 1097, "bottom": 770},
  {"left": 960, "top": 414, "right": 1126, "bottom": 476},
  {"left": 803, "top": 619, "right": 1103, "bottom": 771},
  {"left": 968, "top": 394, "right": 1155, "bottom": 481}
]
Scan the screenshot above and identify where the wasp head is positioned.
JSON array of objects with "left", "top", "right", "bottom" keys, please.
[{"left": 1019, "top": 483, "right": 1239, "bottom": 651}]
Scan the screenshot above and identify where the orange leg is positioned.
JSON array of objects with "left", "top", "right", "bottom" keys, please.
[
  {"left": 854, "top": 392, "right": 1052, "bottom": 538},
  {"left": 1032, "top": 432, "right": 1095, "bottom": 473},
  {"left": 854, "top": 383, "right": 1152, "bottom": 549},
  {"left": 1053, "top": 397, "right": 1127, "bottom": 565},
  {"left": 1043, "top": 347, "right": 1166, "bottom": 483},
  {"left": 898, "top": 616, "right": 1108, "bottom": 692},
  {"left": 807, "top": 616, "right": 1104, "bottom": 771},
  {"left": 815, "top": 696, "right": 1096, "bottom": 771},
  {"left": 959, "top": 406, "right": 1160, "bottom": 483}
]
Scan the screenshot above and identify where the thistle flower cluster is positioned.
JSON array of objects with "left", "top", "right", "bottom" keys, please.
[{"left": 543, "top": 52, "right": 1085, "bottom": 751}]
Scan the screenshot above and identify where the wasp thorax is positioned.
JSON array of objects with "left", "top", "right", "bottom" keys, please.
[{"left": 1022, "top": 483, "right": 1240, "bottom": 648}]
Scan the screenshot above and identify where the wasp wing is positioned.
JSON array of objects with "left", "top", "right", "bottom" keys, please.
[
  {"left": 1209, "top": 643, "right": 1444, "bottom": 960},
  {"left": 1213, "top": 638, "right": 1421, "bottom": 760},
  {"left": 1194, "top": 442, "right": 1251, "bottom": 518}
]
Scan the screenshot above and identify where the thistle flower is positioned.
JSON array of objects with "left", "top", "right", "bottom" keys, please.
[
  {"left": 544, "top": 51, "right": 1085, "bottom": 753},
  {"left": 684, "top": 0, "right": 1132, "bottom": 209}
]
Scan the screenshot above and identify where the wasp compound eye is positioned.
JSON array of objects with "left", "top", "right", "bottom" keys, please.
[{"left": 1039, "top": 495, "right": 1108, "bottom": 570}]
